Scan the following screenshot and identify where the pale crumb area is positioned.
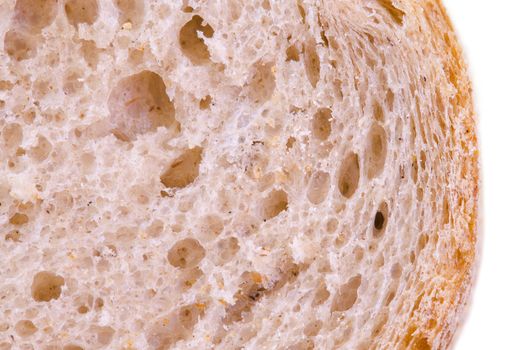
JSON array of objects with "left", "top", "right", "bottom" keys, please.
[{"left": 0, "top": 1, "right": 477, "bottom": 350}]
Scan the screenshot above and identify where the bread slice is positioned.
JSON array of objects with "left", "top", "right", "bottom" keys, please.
[{"left": 0, "top": 0, "right": 478, "bottom": 349}]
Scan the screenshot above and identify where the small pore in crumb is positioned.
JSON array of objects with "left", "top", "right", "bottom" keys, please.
[
  {"left": 373, "top": 201, "right": 389, "bottom": 238},
  {"left": 9, "top": 212, "right": 28, "bottom": 225},
  {"left": 414, "top": 337, "right": 432, "bottom": 350},
  {"left": 248, "top": 62, "right": 276, "bottom": 104},
  {"left": 312, "top": 283, "right": 330, "bottom": 306},
  {"left": 377, "top": 0, "right": 405, "bottom": 25},
  {"left": 31, "top": 271, "right": 65, "bottom": 302},
  {"left": 14, "top": 0, "right": 59, "bottom": 33},
  {"left": 108, "top": 70, "right": 175, "bottom": 141},
  {"left": 178, "top": 267, "right": 203, "bottom": 290},
  {"left": 64, "top": 345, "right": 84, "bottom": 350},
  {"left": 80, "top": 40, "right": 100, "bottom": 68},
  {"left": 307, "top": 171, "right": 330, "bottom": 205},
  {"left": 312, "top": 108, "right": 332, "bottom": 141},
  {"left": 331, "top": 275, "right": 362, "bottom": 312},
  {"left": 167, "top": 238, "right": 206, "bottom": 269},
  {"left": 179, "top": 15, "right": 214, "bottom": 65},
  {"left": 4, "top": 29, "right": 37, "bottom": 61},
  {"left": 297, "top": 0, "right": 306, "bottom": 23},
  {"left": 64, "top": 0, "right": 100, "bottom": 27},
  {"left": 14, "top": 320, "right": 37, "bottom": 337},
  {"left": 303, "top": 39, "right": 320, "bottom": 88},
  {"left": 214, "top": 237, "right": 240, "bottom": 264},
  {"left": 160, "top": 147, "right": 203, "bottom": 189},
  {"left": 286, "top": 45, "right": 300, "bottom": 62},
  {"left": 199, "top": 95, "right": 212, "bottom": 109},
  {"left": 338, "top": 152, "right": 360, "bottom": 199},
  {"left": 304, "top": 320, "right": 323, "bottom": 336},
  {"left": 259, "top": 189, "right": 288, "bottom": 221},
  {"left": 29, "top": 135, "right": 52, "bottom": 162},
  {"left": 365, "top": 123, "right": 388, "bottom": 179}
]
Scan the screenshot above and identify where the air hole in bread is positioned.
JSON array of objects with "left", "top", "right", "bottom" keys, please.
[
  {"left": 286, "top": 45, "right": 300, "bottom": 62},
  {"left": 326, "top": 218, "right": 338, "bottom": 234},
  {"left": 197, "top": 214, "right": 224, "bottom": 241},
  {"left": 303, "top": 39, "right": 320, "bottom": 88},
  {"left": 331, "top": 275, "right": 362, "bottom": 312},
  {"left": 416, "top": 233, "right": 429, "bottom": 254},
  {"left": 2, "top": 123, "right": 23, "bottom": 149},
  {"left": 373, "top": 100, "right": 384, "bottom": 121},
  {"left": 307, "top": 171, "right": 330, "bottom": 205},
  {"left": 182, "top": 5, "right": 194, "bottom": 13},
  {"left": 375, "top": 254, "right": 385, "bottom": 269},
  {"left": 248, "top": 62, "right": 276, "bottom": 104},
  {"left": 91, "top": 325, "right": 115, "bottom": 346},
  {"left": 5, "top": 230, "right": 21, "bottom": 242},
  {"left": 167, "top": 238, "right": 205, "bottom": 269},
  {"left": 261, "top": 0, "right": 271, "bottom": 10},
  {"left": 178, "top": 267, "right": 204, "bottom": 290},
  {"left": 260, "top": 189, "right": 288, "bottom": 221},
  {"left": 179, "top": 15, "right": 214, "bottom": 65},
  {"left": 286, "top": 136, "right": 296, "bottom": 150},
  {"left": 114, "top": 0, "right": 144, "bottom": 27},
  {"left": 303, "top": 320, "right": 323, "bottom": 336},
  {"left": 108, "top": 70, "right": 176, "bottom": 141},
  {"left": 373, "top": 202, "right": 388, "bottom": 238},
  {"left": 288, "top": 339, "right": 315, "bottom": 350},
  {"left": 14, "top": 320, "right": 37, "bottom": 337},
  {"left": 95, "top": 297, "right": 104, "bottom": 309},
  {"left": 80, "top": 40, "right": 100, "bottom": 68},
  {"left": 414, "top": 337, "right": 432, "bottom": 350},
  {"left": 312, "top": 108, "right": 332, "bottom": 141},
  {"left": 161, "top": 147, "right": 203, "bottom": 189},
  {"left": 417, "top": 186, "right": 424, "bottom": 201},
  {"left": 371, "top": 312, "right": 389, "bottom": 337},
  {"left": 390, "top": 263, "right": 402, "bottom": 279},
  {"left": 384, "top": 290, "right": 396, "bottom": 305},
  {"left": 199, "top": 95, "right": 212, "bottom": 110},
  {"left": 9, "top": 212, "right": 29, "bottom": 225},
  {"left": 4, "top": 29, "right": 37, "bottom": 61},
  {"left": 31, "top": 271, "right": 65, "bottom": 302},
  {"left": 296, "top": 0, "right": 306, "bottom": 23},
  {"left": 146, "top": 219, "right": 164, "bottom": 237},
  {"left": 64, "top": 0, "right": 99, "bottom": 27},
  {"left": 147, "top": 304, "right": 204, "bottom": 348},
  {"left": 338, "top": 152, "right": 360, "bottom": 199},
  {"left": 353, "top": 246, "right": 365, "bottom": 262},
  {"left": 376, "top": 0, "right": 405, "bottom": 25},
  {"left": 29, "top": 135, "right": 52, "bottom": 162},
  {"left": 64, "top": 345, "right": 84, "bottom": 350},
  {"left": 14, "top": 0, "right": 58, "bottom": 33},
  {"left": 386, "top": 89, "right": 395, "bottom": 111},
  {"left": 77, "top": 305, "right": 89, "bottom": 314},
  {"left": 411, "top": 155, "right": 419, "bottom": 183},
  {"left": 214, "top": 237, "right": 240, "bottom": 265},
  {"left": 312, "top": 282, "right": 330, "bottom": 306},
  {"left": 365, "top": 123, "right": 387, "bottom": 179}
]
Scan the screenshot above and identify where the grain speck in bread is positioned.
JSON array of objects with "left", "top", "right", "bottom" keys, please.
[{"left": 0, "top": 0, "right": 478, "bottom": 349}]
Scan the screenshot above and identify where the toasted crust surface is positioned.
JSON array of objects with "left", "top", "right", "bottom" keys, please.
[{"left": 0, "top": 1, "right": 477, "bottom": 349}]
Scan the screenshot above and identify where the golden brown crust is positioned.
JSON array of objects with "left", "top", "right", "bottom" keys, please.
[{"left": 397, "top": 1, "right": 479, "bottom": 349}]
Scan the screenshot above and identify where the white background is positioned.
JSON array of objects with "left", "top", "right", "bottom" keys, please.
[{"left": 441, "top": 1, "right": 528, "bottom": 349}]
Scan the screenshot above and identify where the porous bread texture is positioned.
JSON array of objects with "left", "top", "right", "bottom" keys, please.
[{"left": 0, "top": 0, "right": 478, "bottom": 349}]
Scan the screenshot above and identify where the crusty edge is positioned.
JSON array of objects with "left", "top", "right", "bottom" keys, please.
[
  {"left": 433, "top": 2, "right": 480, "bottom": 349},
  {"left": 418, "top": 1, "right": 480, "bottom": 349}
]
